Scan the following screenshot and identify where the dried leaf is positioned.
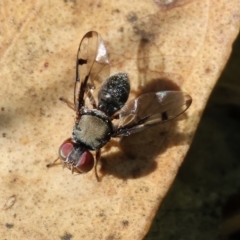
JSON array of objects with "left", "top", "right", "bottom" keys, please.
[{"left": 0, "top": 0, "right": 239, "bottom": 239}]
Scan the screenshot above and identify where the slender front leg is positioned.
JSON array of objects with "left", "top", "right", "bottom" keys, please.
[
  {"left": 95, "top": 150, "right": 101, "bottom": 182},
  {"left": 59, "top": 97, "right": 75, "bottom": 110},
  {"left": 46, "top": 157, "right": 60, "bottom": 168}
]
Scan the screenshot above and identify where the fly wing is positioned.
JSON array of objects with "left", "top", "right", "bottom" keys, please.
[
  {"left": 75, "top": 31, "right": 110, "bottom": 112},
  {"left": 113, "top": 91, "right": 192, "bottom": 136}
]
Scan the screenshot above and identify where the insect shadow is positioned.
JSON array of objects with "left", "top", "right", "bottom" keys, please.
[
  {"left": 99, "top": 33, "right": 192, "bottom": 180},
  {"left": 100, "top": 76, "right": 191, "bottom": 180}
]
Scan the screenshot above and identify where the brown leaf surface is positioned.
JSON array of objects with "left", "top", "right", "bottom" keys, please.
[{"left": 0, "top": 0, "right": 239, "bottom": 239}]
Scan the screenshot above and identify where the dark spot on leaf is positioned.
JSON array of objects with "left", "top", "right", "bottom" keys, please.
[
  {"left": 63, "top": 0, "right": 76, "bottom": 3},
  {"left": 126, "top": 12, "right": 138, "bottom": 22},
  {"left": 122, "top": 220, "right": 129, "bottom": 227},
  {"left": 132, "top": 24, "right": 155, "bottom": 41},
  {"left": 60, "top": 232, "right": 73, "bottom": 240},
  {"left": 118, "top": 27, "right": 124, "bottom": 32},
  {"left": 106, "top": 235, "right": 115, "bottom": 240},
  {"left": 112, "top": 9, "right": 120, "bottom": 13},
  {"left": 205, "top": 67, "right": 211, "bottom": 73},
  {"left": 5, "top": 223, "right": 14, "bottom": 229}
]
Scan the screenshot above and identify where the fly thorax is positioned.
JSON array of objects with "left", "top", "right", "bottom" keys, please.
[{"left": 73, "top": 109, "right": 112, "bottom": 150}]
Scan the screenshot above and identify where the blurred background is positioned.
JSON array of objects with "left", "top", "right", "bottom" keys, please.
[{"left": 145, "top": 32, "right": 240, "bottom": 240}]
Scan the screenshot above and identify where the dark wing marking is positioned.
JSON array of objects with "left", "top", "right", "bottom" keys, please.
[
  {"left": 74, "top": 31, "right": 110, "bottom": 113},
  {"left": 112, "top": 91, "right": 192, "bottom": 136}
]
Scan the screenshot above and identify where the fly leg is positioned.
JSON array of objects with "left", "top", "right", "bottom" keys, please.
[
  {"left": 46, "top": 157, "right": 61, "bottom": 168},
  {"left": 95, "top": 150, "right": 101, "bottom": 182},
  {"left": 59, "top": 97, "right": 75, "bottom": 110}
]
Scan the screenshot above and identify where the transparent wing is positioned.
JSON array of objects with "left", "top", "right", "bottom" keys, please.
[
  {"left": 113, "top": 91, "right": 192, "bottom": 136},
  {"left": 74, "top": 31, "right": 110, "bottom": 112}
]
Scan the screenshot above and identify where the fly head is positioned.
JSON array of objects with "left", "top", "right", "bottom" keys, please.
[{"left": 59, "top": 138, "right": 94, "bottom": 173}]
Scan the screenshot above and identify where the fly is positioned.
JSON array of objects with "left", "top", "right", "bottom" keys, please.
[{"left": 47, "top": 31, "right": 192, "bottom": 181}]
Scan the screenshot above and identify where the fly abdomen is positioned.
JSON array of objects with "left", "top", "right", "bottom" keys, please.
[{"left": 98, "top": 72, "right": 130, "bottom": 116}]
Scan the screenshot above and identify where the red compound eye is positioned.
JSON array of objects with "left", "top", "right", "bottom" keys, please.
[
  {"left": 76, "top": 151, "right": 94, "bottom": 173},
  {"left": 59, "top": 140, "right": 74, "bottom": 160}
]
